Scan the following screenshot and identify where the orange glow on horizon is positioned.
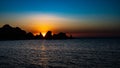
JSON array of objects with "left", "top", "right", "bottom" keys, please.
[
  {"left": 13, "top": 14, "right": 81, "bottom": 37},
  {"left": 31, "top": 24, "right": 54, "bottom": 36}
]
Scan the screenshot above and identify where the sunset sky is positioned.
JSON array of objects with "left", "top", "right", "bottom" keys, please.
[{"left": 0, "top": 0, "right": 120, "bottom": 37}]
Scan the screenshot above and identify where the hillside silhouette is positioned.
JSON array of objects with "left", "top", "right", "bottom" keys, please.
[{"left": 0, "top": 24, "right": 72, "bottom": 40}]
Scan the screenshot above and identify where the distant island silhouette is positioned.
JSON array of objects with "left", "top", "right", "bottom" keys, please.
[{"left": 0, "top": 24, "right": 73, "bottom": 40}]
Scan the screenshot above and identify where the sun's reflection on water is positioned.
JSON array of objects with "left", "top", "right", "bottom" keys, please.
[{"left": 39, "top": 40, "right": 48, "bottom": 68}]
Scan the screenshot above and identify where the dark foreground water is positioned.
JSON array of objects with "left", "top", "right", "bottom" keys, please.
[{"left": 0, "top": 39, "right": 120, "bottom": 68}]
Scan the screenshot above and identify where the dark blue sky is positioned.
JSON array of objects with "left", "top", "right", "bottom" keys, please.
[{"left": 0, "top": 0, "right": 120, "bottom": 16}]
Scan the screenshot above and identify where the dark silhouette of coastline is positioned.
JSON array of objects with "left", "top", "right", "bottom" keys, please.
[
  {"left": 0, "top": 24, "right": 72, "bottom": 40},
  {"left": 53, "top": 32, "right": 68, "bottom": 39}
]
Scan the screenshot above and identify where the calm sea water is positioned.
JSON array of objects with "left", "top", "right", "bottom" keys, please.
[{"left": 0, "top": 39, "right": 120, "bottom": 68}]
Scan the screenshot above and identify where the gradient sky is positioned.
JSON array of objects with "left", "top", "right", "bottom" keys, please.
[{"left": 0, "top": 0, "right": 120, "bottom": 37}]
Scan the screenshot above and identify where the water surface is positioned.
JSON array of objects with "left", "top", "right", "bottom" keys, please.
[{"left": 0, "top": 39, "right": 120, "bottom": 68}]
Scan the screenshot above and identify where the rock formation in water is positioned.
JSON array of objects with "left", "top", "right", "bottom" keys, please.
[
  {"left": 53, "top": 32, "right": 68, "bottom": 39},
  {"left": 35, "top": 32, "right": 43, "bottom": 39},
  {"left": 45, "top": 31, "right": 52, "bottom": 39},
  {"left": 0, "top": 24, "right": 73, "bottom": 40},
  {"left": 0, "top": 24, "right": 26, "bottom": 40}
]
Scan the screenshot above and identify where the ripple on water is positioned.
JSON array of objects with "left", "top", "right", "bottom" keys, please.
[{"left": 0, "top": 39, "right": 120, "bottom": 68}]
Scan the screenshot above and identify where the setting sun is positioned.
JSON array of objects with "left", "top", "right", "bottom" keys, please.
[{"left": 42, "top": 32, "right": 46, "bottom": 37}]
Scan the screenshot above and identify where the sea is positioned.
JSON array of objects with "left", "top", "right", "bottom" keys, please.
[{"left": 0, "top": 39, "right": 120, "bottom": 68}]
